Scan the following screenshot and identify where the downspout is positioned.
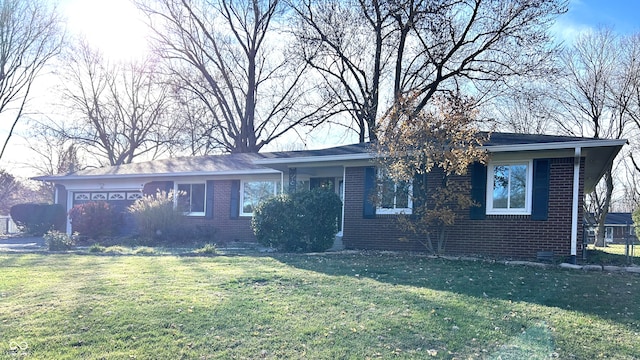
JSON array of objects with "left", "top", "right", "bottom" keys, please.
[
  {"left": 66, "top": 191, "right": 73, "bottom": 236},
  {"left": 570, "top": 147, "right": 581, "bottom": 264}
]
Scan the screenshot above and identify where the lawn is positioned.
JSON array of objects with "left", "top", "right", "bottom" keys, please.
[
  {"left": 0, "top": 251, "right": 639, "bottom": 359},
  {"left": 586, "top": 244, "right": 639, "bottom": 266}
]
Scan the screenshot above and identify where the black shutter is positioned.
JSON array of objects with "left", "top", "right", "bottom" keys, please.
[
  {"left": 363, "top": 167, "right": 376, "bottom": 219},
  {"left": 230, "top": 180, "right": 240, "bottom": 219},
  {"left": 531, "top": 159, "right": 551, "bottom": 221},
  {"left": 412, "top": 172, "right": 427, "bottom": 213},
  {"left": 205, "top": 180, "right": 214, "bottom": 218},
  {"left": 164, "top": 181, "right": 174, "bottom": 196},
  {"left": 469, "top": 162, "right": 487, "bottom": 220}
]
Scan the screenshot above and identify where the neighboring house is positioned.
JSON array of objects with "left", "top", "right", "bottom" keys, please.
[
  {"left": 0, "top": 215, "right": 18, "bottom": 234},
  {"left": 34, "top": 133, "right": 625, "bottom": 261},
  {"left": 585, "top": 212, "right": 638, "bottom": 246}
]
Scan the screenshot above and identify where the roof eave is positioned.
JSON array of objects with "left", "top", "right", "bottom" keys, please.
[{"left": 33, "top": 168, "right": 281, "bottom": 182}]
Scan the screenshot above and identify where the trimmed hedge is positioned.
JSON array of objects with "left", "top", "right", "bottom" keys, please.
[
  {"left": 10, "top": 203, "right": 66, "bottom": 235},
  {"left": 252, "top": 189, "right": 342, "bottom": 252}
]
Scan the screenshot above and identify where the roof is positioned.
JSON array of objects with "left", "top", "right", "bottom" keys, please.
[
  {"left": 604, "top": 213, "right": 634, "bottom": 226},
  {"left": 34, "top": 132, "right": 625, "bottom": 190},
  {"left": 34, "top": 152, "right": 281, "bottom": 181}
]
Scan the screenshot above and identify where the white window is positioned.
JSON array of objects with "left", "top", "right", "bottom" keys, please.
[
  {"left": 241, "top": 180, "right": 280, "bottom": 216},
  {"left": 176, "top": 183, "right": 206, "bottom": 216},
  {"left": 377, "top": 171, "right": 412, "bottom": 215},
  {"left": 486, "top": 161, "right": 532, "bottom": 215}
]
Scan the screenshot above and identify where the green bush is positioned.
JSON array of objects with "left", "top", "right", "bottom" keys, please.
[
  {"left": 10, "top": 203, "right": 66, "bottom": 235},
  {"left": 44, "top": 230, "right": 75, "bottom": 251},
  {"left": 88, "top": 243, "right": 106, "bottom": 253},
  {"left": 252, "top": 189, "right": 342, "bottom": 252},
  {"left": 193, "top": 243, "right": 218, "bottom": 255},
  {"left": 128, "top": 191, "right": 206, "bottom": 245},
  {"left": 68, "top": 202, "right": 120, "bottom": 240}
]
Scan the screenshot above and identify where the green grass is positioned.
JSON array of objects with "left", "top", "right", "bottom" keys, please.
[
  {"left": 0, "top": 252, "right": 639, "bottom": 359},
  {"left": 586, "top": 244, "right": 639, "bottom": 265}
]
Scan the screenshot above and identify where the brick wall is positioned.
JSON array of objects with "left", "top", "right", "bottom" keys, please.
[
  {"left": 182, "top": 180, "right": 256, "bottom": 244},
  {"left": 342, "top": 158, "right": 585, "bottom": 260}
]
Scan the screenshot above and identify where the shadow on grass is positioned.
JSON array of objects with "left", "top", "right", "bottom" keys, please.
[
  {"left": 585, "top": 248, "right": 638, "bottom": 266},
  {"left": 268, "top": 252, "right": 640, "bottom": 327}
]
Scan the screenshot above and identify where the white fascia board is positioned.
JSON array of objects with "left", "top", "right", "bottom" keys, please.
[
  {"left": 254, "top": 153, "right": 374, "bottom": 165},
  {"left": 254, "top": 139, "right": 627, "bottom": 165},
  {"left": 485, "top": 139, "right": 627, "bottom": 153},
  {"left": 34, "top": 168, "right": 280, "bottom": 182}
]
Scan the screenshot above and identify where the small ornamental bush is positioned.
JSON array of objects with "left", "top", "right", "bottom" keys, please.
[
  {"left": 88, "top": 243, "right": 106, "bottom": 253},
  {"left": 68, "top": 202, "right": 120, "bottom": 240},
  {"left": 10, "top": 203, "right": 66, "bottom": 235},
  {"left": 193, "top": 243, "right": 218, "bottom": 255},
  {"left": 44, "top": 230, "right": 75, "bottom": 251},
  {"left": 252, "top": 189, "right": 342, "bottom": 252}
]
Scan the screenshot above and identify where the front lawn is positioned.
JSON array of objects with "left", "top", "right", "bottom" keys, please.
[{"left": 0, "top": 252, "right": 638, "bottom": 359}]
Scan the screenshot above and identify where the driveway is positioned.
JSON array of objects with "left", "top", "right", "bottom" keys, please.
[{"left": 0, "top": 236, "right": 45, "bottom": 250}]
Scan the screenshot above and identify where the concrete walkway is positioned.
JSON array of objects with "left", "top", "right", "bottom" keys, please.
[{"left": 0, "top": 236, "right": 45, "bottom": 250}]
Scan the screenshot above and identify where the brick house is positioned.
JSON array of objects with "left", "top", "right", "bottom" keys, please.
[
  {"left": 35, "top": 133, "right": 625, "bottom": 261},
  {"left": 586, "top": 212, "right": 638, "bottom": 246}
]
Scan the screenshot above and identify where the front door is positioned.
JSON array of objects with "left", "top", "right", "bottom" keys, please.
[
  {"left": 605, "top": 227, "right": 614, "bottom": 243},
  {"left": 310, "top": 177, "right": 335, "bottom": 191}
]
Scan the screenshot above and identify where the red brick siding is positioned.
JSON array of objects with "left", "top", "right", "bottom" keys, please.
[
  {"left": 343, "top": 158, "right": 585, "bottom": 260},
  {"left": 181, "top": 180, "right": 256, "bottom": 244}
]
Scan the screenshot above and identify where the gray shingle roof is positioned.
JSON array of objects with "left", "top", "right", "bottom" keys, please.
[{"left": 34, "top": 132, "right": 624, "bottom": 182}]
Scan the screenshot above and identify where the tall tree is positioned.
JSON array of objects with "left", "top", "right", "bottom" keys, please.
[
  {"left": 553, "top": 28, "right": 633, "bottom": 246},
  {"left": 138, "top": 0, "right": 319, "bottom": 153},
  {"left": 290, "top": 0, "right": 566, "bottom": 142},
  {"left": 0, "top": 0, "right": 64, "bottom": 160},
  {"left": 50, "top": 42, "right": 178, "bottom": 166}
]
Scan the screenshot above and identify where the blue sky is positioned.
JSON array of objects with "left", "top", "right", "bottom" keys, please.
[{"left": 555, "top": 0, "right": 640, "bottom": 39}]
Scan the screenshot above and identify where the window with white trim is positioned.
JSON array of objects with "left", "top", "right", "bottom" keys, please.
[
  {"left": 377, "top": 171, "right": 412, "bottom": 215},
  {"left": 241, "top": 180, "right": 280, "bottom": 216},
  {"left": 176, "top": 183, "right": 206, "bottom": 216},
  {"left": 486, "top": 161, "right": 532, "bottom": 215}
]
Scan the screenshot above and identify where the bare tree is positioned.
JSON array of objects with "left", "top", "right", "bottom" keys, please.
[
  {"left": 49, "top": 42, "right": 178, "bottom": 166},
  {"left": 25, "top": 120, "right": 84, "bottom": 175},
  {"left": 0, "top": 0, "right": 64, "bottom": 160},
  {"left": 138, "top": 0, "right": 319, "bottom": 153},
  {"left": 553, "top": 28, "right": 634, "bottom": 246},
  {"left": 290, "top": 0, "right": 566, "bottom": 142}
]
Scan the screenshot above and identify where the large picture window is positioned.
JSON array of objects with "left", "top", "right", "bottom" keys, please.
[
  {"left": 176, "top": 183, "right": 206, "bottom": 216},
  {"left": 241, "top": 180, "right": 280, "bottom": 216},
  {"left": 377, "top": 171, "right": 412, "bottom": 215},
  {"left": 487, "top": 161, "right": 532, "bottom": 215}
]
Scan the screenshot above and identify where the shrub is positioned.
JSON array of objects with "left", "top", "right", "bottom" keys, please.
[
  {"left": 68, "top": 202, "right": 120, "bottom": 240},
  {"left": 252, "top": 189, "right": 342, "bottom": 252},
  {"left": 10, "top": 203, "right": 66, "bottom": 235},
  {"left": 44, "top": 230, "right": 75, "bottom": 251},
  {"left": 88, "top": 243, "right": 106, "bottom": 253},
  {"left": 193, "top": 243, "right": 217, "bottom": 255},
  {"left": 128, "top": 191, "right": 191, "bottom": 244}
]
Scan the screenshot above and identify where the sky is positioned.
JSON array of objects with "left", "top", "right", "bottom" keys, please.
[{"left": 1, "top": 0, "right": 639, "bottom": 179}]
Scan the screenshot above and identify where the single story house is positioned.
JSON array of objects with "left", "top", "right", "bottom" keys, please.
[
  {"left": 35, "top": 132, "right": 625, "bottom": 261},
  {"left": 585, "top": 212, "right": 638, "bottom": 245}
]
